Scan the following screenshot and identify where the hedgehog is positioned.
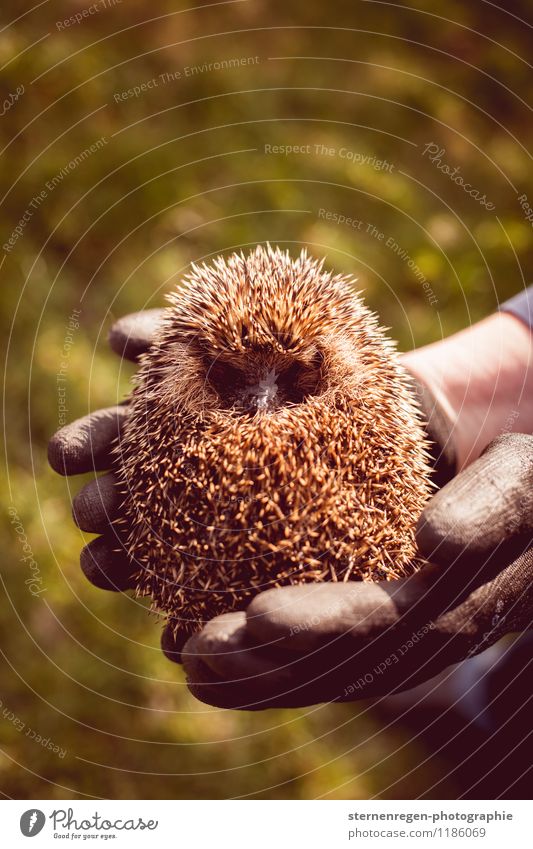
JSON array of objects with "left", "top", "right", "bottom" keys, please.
[{"left": 114, "top": 245, "right": 432, "bottom": 636}]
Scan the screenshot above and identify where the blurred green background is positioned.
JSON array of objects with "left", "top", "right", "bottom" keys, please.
[{"left": 1, "top": 0, "right": 531, "bottom": 799}]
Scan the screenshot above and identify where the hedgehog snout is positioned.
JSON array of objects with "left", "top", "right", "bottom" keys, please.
[
  {"left": 243, "top": 368, "right": 279, "bottom": 411},
  {"left": 204, "top": 350, "right": 324, "bottom": 413}
]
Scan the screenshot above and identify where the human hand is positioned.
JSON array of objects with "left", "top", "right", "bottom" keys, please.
[
  {"left": 403, "top": 311, "right": 533, "bottom": 471},
  {"left": 49, "top": 305, "right": 532, "bottom": 704},
  {"left": 181, "top": 433, "right": 533, "bottom": 709},
  {"left": 47, "top": 308, "right": 185, "bottom": 660}
]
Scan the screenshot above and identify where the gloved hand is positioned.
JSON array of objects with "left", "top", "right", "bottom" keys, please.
[
  {"left": 49, "top": 308, "right": 532, "bottom": 711},
  {"left": 181, "top": 433, "right": 533, "bottom": 709},
  {"left": 48, "top": 308, "right": 184, "bottom": 661}
]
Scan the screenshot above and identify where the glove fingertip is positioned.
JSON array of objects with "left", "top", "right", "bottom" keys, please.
[
  {"left": 72, "top": 474, "right": 122, "bottom": 533},
  {"left": 48, "top": 407, "right": 128, "bottom": 476},
  {"left": 181, "top": 638, "right": 259, "bottom": 710},
  {"left": 47, "top": 431, "right": 71, "bottom": 476},
  {"left": 80, "top": 536, "right": 136, "bottom": 592},
  {"left": 161, "top": 621, "right": 189, "bottom": 664},
  {"left": 108, "top": 309, "right": 165, "bottom": 362}
]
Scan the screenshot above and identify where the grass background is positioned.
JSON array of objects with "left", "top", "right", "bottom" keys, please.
[{"left": 1, "top": 0, "right": 531, "bottom": 799}]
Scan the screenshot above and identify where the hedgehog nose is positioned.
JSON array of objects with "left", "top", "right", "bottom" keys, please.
[{"left": 244, "top": 369, "right": 279, "bottom": 412}]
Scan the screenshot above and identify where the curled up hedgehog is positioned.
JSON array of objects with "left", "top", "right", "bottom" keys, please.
[{"left": 115, "top": 245, "right": 432, "bottom": 637}]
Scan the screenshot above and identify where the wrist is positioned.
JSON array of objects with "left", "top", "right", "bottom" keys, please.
[{"left": 403, "top": 312, "right": 533, "bottom": 470}]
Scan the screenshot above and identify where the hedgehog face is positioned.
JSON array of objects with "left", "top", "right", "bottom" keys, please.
[
  {"left": 197, "top": 343, "right": 325, "bottom": 413},
  {"left": 151, "top": 244, "right": 366, "bottom": 417}
]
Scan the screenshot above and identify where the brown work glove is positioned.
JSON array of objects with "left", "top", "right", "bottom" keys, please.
[{"left": 50, "top": 310, "right": 532, "bottom": 710}]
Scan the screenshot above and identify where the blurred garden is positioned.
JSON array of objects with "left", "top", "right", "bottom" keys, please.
[{"left": 1, "top": 0, "right": 532, "bottom": 798}]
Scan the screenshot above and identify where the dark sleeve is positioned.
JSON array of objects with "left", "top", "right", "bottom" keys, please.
[{"left": 500, "top": 286, "right": 533, "bottom": 330}]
